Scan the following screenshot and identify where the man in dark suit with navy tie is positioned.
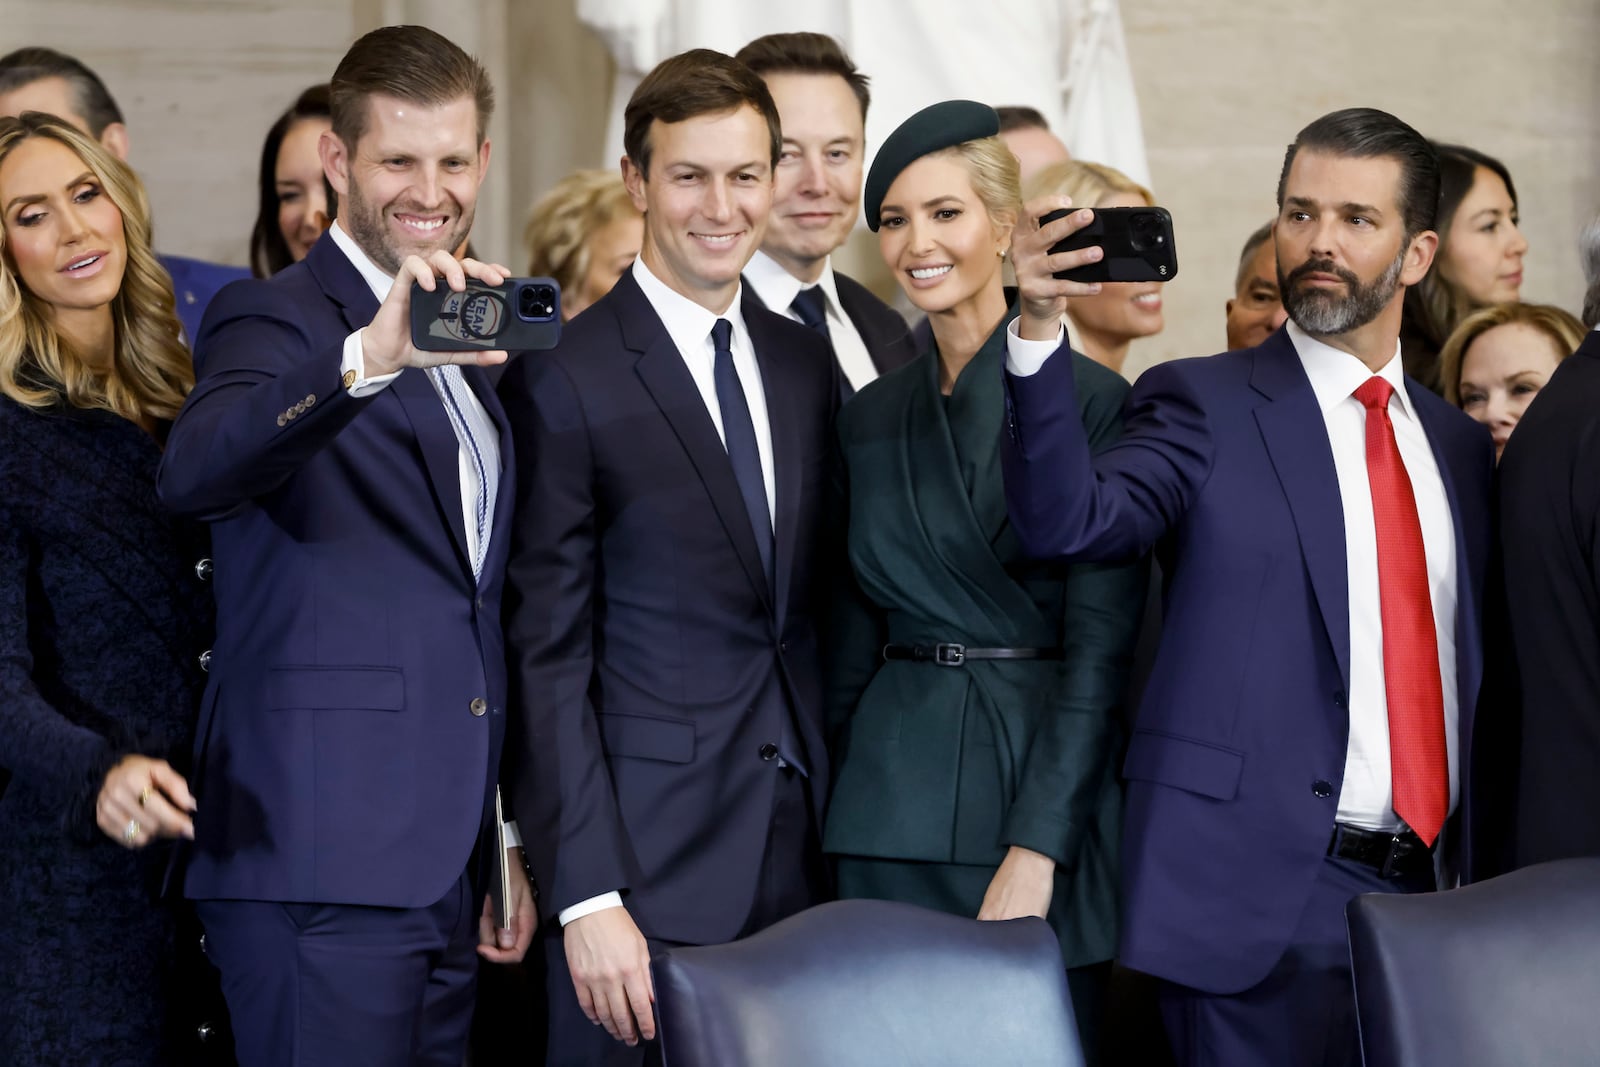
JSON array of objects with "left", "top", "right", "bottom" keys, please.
[
  {"left": 157, "top": 26, "right": 534, "bottom": 1067},
  {"left": 733, "top": 32, "right": 916, "bottom": 394},
  {"left": 499, "top": 48, "right": 836, "bottom": 1067},
  {"left": 999, "top": 108, "right": 1494, "bottom": 1066}
]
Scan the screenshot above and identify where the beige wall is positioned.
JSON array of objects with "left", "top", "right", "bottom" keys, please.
[{"left": 6, "top": 0, "right": 1596, "bottom": 376}]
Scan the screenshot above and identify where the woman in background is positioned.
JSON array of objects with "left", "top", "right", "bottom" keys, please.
[
  {"left": 524, "top": 168, "right": 642, "bottom": 321},
  {"left": 0, "top": 112, "right": 216, "bottom": 1065},
  {"left": 1023, "top": 159, "right": 1165, "bottom": 377},
  {"left": 249, "top": 84, "right": 331, "bottom": 278},
  {"left": 1438, "top": 301, "right": 1584, "bottom": 459},
  {"left": 1401, "top": 142, "right": 1528, "bottom": 389},
  {"left": 823, "top": 101, "right": 1144, "bottom": 1065}
]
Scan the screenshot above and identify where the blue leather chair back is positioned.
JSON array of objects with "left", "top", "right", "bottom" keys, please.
[
  {"left": 1347, "top": 857, "right": 1600, "bottom": 1067},
  {"left": 652, "top": 899, "right": 1083, "bottom": 1067}
]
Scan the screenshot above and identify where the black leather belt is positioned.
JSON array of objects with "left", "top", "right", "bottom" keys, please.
[
  {"left": 1327, "top": 823, "right": 1434, "bottom": 880},
  {"left": 881, "top": 643, "right": 1063, "bottom": 668}
]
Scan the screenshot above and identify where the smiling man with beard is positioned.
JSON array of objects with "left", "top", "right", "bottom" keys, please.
[
  {"left": 998, "top": 107, "right": 1495, "bottom": 1066},
  {"left": 157, "top": 26, "right": 534, "bottom": 1067}
]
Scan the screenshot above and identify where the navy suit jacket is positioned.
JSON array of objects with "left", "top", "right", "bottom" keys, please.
[
  {"left": 498, "top": 271, "right": 837, "bottom": 945},
  {"left": 159, "top": 253, "right": 251, "bottom": 348},
  {"left": 157, "top": 232, "right": 514, "bottom": 909},
  {"left": 1001, "top": 327, "right": 1494, "bottom": 994}
]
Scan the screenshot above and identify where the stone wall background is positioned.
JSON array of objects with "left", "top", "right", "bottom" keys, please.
[{"left": 7, "top": 0, "right": 1596, "bottom": 377}]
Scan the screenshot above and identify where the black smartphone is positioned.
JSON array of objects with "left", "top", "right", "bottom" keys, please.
[
  {"left": 410, "top": 276, "right": 563, "bottom": 352},
  {"left": 1043, "top": 205, "right": 1178, "bottom": 283}
]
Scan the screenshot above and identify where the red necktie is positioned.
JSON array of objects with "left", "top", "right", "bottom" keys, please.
[{"left": 1354, "top": 377, "right": 1448, "bottom": 846}]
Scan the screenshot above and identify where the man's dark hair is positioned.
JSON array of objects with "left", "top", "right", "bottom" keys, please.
[
  {"left": 995, "top": 105, "right": 1051, "bottom": 135},
  {"left": 734, "top": 33, "right": 870, "bottom": 120},
  {"left": 330, "top": 25, "right": 493, "bottom": 150},
  {"left": 0, "top": 47, "right": 124, "bottom": 136},
  {"left": 1277, "top": 107, "right": 1440, "bottom": 239},
  {"left": 624, "top": 49, "right": 781, "bottom": 177},
  {"left": 1234, "top": 220, "right": 1276, "bottom": 293}
]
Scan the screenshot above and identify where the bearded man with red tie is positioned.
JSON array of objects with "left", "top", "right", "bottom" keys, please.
[{"left": 998, "top": 108, "right": 1494, "bottom": 1067}]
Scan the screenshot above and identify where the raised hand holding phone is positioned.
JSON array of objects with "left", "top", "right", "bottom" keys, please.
[
  {"left": 360, "top": 250, "right": 512, "bottom": 376},
  {"left": 1010, "top": 195, "right": 1106, "bottom": 341}
]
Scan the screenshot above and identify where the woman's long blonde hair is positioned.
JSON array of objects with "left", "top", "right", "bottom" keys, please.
[{"left": 0, "top": 111, "right": 191, "bottom": 419}]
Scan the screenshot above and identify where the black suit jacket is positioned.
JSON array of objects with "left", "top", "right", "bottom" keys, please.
[
  {"left": 498, "top": 271, "right": 837, "bottom": 945},
  {"left": 1495, "top": 329, "right": 1600, "bottom": 869},
  {"left": 745, "top": 269, "right": 917, "bottom": 380}
]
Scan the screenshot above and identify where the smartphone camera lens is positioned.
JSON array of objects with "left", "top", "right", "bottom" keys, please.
[
  {"left": 517, "top": 284, "right": 557, "bottom": 321},
  {"left": 1129, "top": 212, "right": 1166, "bottom": 252}
]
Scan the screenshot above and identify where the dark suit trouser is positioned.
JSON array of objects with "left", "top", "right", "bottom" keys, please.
[
  {"left": 1157, "top": 856, "right": 1434, "bottom": 1067},
  {"left": 544, "top": 765, "right": 824, "bottom": 1067},
  {"left": 195, "top": 869, "right": 478, "bottom": 1067}
]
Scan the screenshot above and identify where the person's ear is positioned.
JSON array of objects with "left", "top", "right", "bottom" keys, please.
[
  {"left": 320, "top": 129, "right": 350, "bottom": 200},
  {"left": 98, "top": 122, "right": 129, "bottom": 162},
  {"left": 1400, "top": 229, "right": 1439, "bottom": 288}
]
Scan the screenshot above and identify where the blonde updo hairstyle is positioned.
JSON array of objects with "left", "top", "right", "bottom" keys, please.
[
  {"left": 0, "top": 111, "right": 190, "bottom": 419},
  {"left": 523, "top": 169, "right": 639, "bottom": 294},
  {"left": 927, "top": 135, "right": 1022, "bottom": 241}
]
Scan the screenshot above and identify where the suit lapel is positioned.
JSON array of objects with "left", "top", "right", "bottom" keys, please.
[
  {"left": 745, "top": 294, "right": 801, "bottom": 622},
  {"left": 620, "top": 276, "right": 774, "bottom": 614},
  {"left": 1250, "top": 333, "right": 1352, "bottom": 686}
]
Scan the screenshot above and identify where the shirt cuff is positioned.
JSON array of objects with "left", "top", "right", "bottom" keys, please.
[
  {"left": 500, "top": 819, "right": 522, "bottom": 850},
  {"left": 341, "top": 329, "right": 402, "bottom": 396},
  {"left": 559, "top": 892, "right": 624, "bottom": 927},
  {"left": 1005, "top": 316, "right": 1066, "bottom": 377}
]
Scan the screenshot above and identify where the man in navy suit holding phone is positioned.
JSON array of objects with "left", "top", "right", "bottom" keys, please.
[
  {"left": 499, "top": 48, "right": 837, "bottom": 1067},
  {"left": 158, "top": 26, "right": 534, "bottom": 1067},
  {"left": 999, "top": 108, "right": 1494, "bottom": 1066}
]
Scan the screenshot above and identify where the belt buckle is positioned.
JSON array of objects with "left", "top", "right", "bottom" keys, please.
[
  {"left": 1379, "top": 833, "right": 1407, "bottom": 878},
  {"left": 933, "top": 642, "right": 966, "bottom": 667}
]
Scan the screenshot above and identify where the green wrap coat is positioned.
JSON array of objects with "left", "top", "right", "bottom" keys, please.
[{"left": 822, "top": 317, "right": 1146, "bottom": 966}]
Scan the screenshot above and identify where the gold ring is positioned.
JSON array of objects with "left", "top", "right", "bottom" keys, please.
[
  {"left": 123, "top": 818, "right": 141, "bottom": 844},
  {"left": 139, "top": 786, "right": 152, "bottom": 808}
]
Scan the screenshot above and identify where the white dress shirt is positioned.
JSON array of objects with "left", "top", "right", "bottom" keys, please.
[
  {"left": 1004, "top": 319, "right": 1460, "bottom": 834},
  {"left": 330, "top": 222, "right": 501, "bottom": 569},
  {"left": 743, "top": 250, "right": 881, "bottom": 393},
  {"left": 559, "top": 257, "right": 778, "bottom": 928}
]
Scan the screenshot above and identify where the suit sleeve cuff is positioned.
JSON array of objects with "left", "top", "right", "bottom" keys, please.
[
  {"left": 1005, "top": 316, "right": 1067, "bottom": 377},
  {"left": 342, "top": 330, "right": 402, "bottom": 396},
  {"left": 559, "top": 891, "right": 624, "bottom": 926},
  {"left": 500, "top": 819, "right": 522, "bottom": 850}
]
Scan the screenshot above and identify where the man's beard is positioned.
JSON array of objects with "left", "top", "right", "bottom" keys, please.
[
  {"left": 343, "top": 180, "right": 472, "bottom": 276},
  {"left": 1279, "top": 245, "right": 1405, "bottom": 336}
]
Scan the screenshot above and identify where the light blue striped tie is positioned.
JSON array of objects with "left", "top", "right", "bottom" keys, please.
[{"left": 429, "top": 365, "right": 498, "bottom": 579}]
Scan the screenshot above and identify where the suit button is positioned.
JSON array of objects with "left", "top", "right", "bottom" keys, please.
[
  {"left": 276, "top": 414, "right": 287, "bottom": 427},
  {"left": 470, "top": 698, "right": 487, "bottom": 717},
  {"left": 759, "top": 743, "right": 779, "bottom": 761},
  {"left": 779, "top": 641, "right": 789, "bottom": 653},
  {"left": 1333, "top": 691, "right": 1347, "bottom": 709},
  {"left": 304, "top": 393, "right": 316, "bottom": 407},
  {"left": 1312, "top": 780, "right": 1333, "bottom": 798},
  {"left": 198, "top": 933, "right": 207, "bottom": 955},
  {"left": 198, "top": 650, "right": 212, "bottom": 672},
  {"left": 475, "top": 596, "right": 484, "bottom": 611},
  {"left": 195, "top": 558, "right": 213, "bottom": 581},
  {"left": 197, "top": 1022, "right": 215, "bottom": 1043}
]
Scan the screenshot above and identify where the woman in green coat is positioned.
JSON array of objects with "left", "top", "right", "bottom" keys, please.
[{"left": 822, "top": 102, "right": 1146, "bottom": 1062}]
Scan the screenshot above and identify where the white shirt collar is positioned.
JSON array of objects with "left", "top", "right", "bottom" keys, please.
[
  {"left": 1286, "top": 320, "right": 1416, "bottom": 423},
  {"left": 631, "top": 257, "right": 749, "bottom": 357},
  {"left": 328, "top": 221, "right": 394, "bottom": 302},
  {"left": 743, "top": 250, "right": 839, "bottom": 318}
]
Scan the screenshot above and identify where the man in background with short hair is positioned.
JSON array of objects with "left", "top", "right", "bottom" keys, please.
[
  {"left": 997, "top": 104, "right": 1072, "bottom": 183},
  {"left": 1225, "top": 220, "right": 1287, "bottom": 350},
  {"left": 0, "top": 46, "right": 250, "bottom": 344},
  {"left": 734, "top": 32, "right": 915, "bottom": 395}
]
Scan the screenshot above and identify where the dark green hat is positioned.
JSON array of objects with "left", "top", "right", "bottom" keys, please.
[{"left": 863, "top": 100, "right": 1000, "bottom": 232}]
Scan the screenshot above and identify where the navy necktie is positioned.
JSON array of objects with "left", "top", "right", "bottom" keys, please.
[
  {"left": 711, "top": 318, "right": 773, "bottom": 589},
  {"left": 791, "top": 285, "right": 853, "bottom": 401},
  {"left": 428, "top": 364, "right": 497, "bottom": 580},
  {"left": 790, "top": 286, "right": 832, "bottom": 347}
]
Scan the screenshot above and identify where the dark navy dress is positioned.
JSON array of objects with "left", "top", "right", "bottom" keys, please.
[{"left": 0, "top": 395, "right": 214, "bottom": 1065}]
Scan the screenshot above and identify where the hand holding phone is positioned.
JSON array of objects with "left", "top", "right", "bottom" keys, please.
[
  {"left": 410, "top": 276, "right": 562, "bottom": 353},
  {"left": 360, "top": 251, "right": 514, "bottom": 378}
]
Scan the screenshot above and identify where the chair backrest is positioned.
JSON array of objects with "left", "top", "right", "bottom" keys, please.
[
  {"left": 1347, "top": 857, "right": 1600, "bottom": 1067},
  {"left": 652, "top": 898, "right": 1083, "bottom": 1067}
]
